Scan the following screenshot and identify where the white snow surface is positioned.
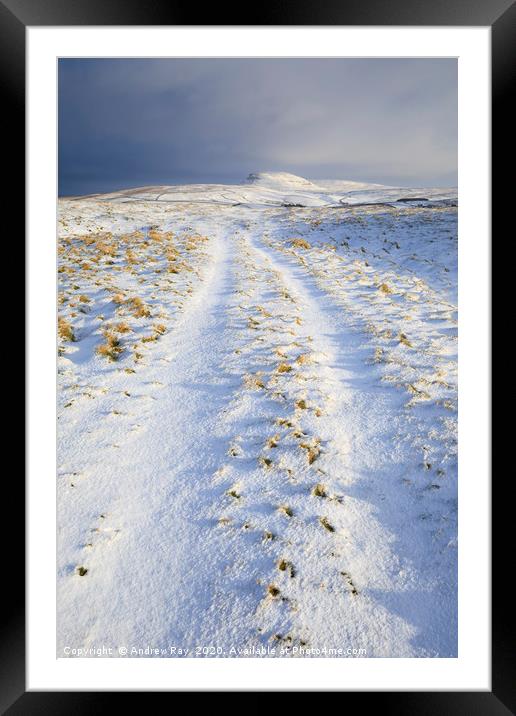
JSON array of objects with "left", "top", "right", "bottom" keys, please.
[{"left": 58, "top": 173, "right": 457, "bottom": 658}]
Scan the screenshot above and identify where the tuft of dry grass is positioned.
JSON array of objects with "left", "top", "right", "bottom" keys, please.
[
  {"left": 319, "top": 516, "right": 335, "bottom": 532},
  {"left": 243, "top": 373, "right": 265, "bottom": 390},
  {"left": 278, "top": 505, "right": 293, "bottom": 518},
  {"left": 96, "top": 331, "right": 124, "bottom": 361},
  {"left": 295, "top": 399, "right": 307, "bottom": 410},
  {"left": 307, "top": 446, "right": 320, "bottom": 465},
  {"left": 114, "top": 322, "right": 132, "bottom": 334},
  {"left": 128, "top": 296, "right": 151, "bottom": 318},
  {"left": 96, "top": 240, "right": 116, "bottom": 257},
  {"left": 311, "top": 483, "right": 327, "bottom": 498},
  {"left": 277, "top": 362, "right": 292, "bottom": 374},
  {"left": 276, "top": 417, "right": 293, "bottom": 428},
  {"left": 78, "top": 294, "right": 90, "bottom": 303},
  {"left": 290, "top": 238, "right": 311, "bottom": 250},
  {"left": 165, "top": 247, "right": 179, "bottom": 262},
  {"left": 148, "top": 228, "right": 165, "bottom": 242},
  {"left": 341, "top": 571, "right": 358, "bottom": 596},
  {"left": 399, "top": 332, "right": 412, "bottom": 347},
  {"left": 379, "top": 283, "right": 392, "bottom": 294},
  {"left": 257, "top": 305, "right": 272, "bottom": 318},
  {"left": 278, "top": 559, "right": 295, "bottom": 577},
  {"left": 58, "top": 317, "right": 75, "bottom": 342},
  {"left": 296, "top": 353, "right": 311, "bottom": 365},
  {"left": 267, "top": 584, "right": 280, "bottom": 598},
  {"left": 125, "top": 249, "right": 138, "bottom": 266}
]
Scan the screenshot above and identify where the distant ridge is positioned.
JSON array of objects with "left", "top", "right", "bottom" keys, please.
[{"left": 61, "top": 171, "right": 457, "bottom": 208}]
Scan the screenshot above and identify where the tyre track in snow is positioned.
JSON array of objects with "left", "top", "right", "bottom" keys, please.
[
  {"left": 245, "top": 221, "right": 457, "bottom": 656},
  {"left": 58, "top": 223, "right": 256, "bottom": 654}
]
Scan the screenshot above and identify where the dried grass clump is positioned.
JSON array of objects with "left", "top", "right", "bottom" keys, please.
[
  {"left": 148, "top": 228, "right": 164, "bottom": 242},
  {"left": 290, "top": 238, "right": 311, "bottom": 250},
  {"left": 114, "top": 322, "right": 132, "bottom": 334},
  {"left": 257, "top": 305, "right": 272, "bottom": 318},
  {"left": 319, "top": 516, "right": 335, "bottom": 532},
  {"left": 378, "top": 283, "right": 392, "bottom": 294},
  {"left": 277, "top": 363, "right": 292, "bottom": 374},
  {"left": 96, "top": 331, "right": 124, "bottom": 361},
  {"left": 311, "top": 483, "right": 327, "bottom": 498},
  {"left": 299, "top": 438, "right": 321, "bottom": 465},
  {"left": 126, "top": 249, "right": 138, "bottom": 266},
  {"left": 278, "top": 559, "right": 295, "bottom": 577},
  {"left": 166, "top": 248, "right": 179, "bottom": 262},
  {"left": 243, "top": 373, "right": 265, "bottom": 390},
  {"left": 184, "top": 234, "right": 207, "bottom": 249},
  {"left": 276, "top": 417, "right": 293, "bottom": 428},
  {"left": 278, "top": 505, "right": 293, "bottom": 518},
  {"left": 399, "top": 332, "right": 412, "bottom": 347},
  {"left": 407, "top": 383, "right": 430, "bottom": 400},
  {"left": 307, "top": 446, "right": 320, "bottom": 465},
  {"left": 154, "top": 323, "right": 166, "bottom": 335},
  {"left": 341, "top": 571, "right": 358, "bottom": 596},
  {"left": 58, "top": 317, "right": 75, "bottom": 342},
  {"left": 96, "top": 240, "right": 116, "bottom": 257},
  {"left": 295, "top": 399, "right": 307, "bottom": 410},
  {"left": 129, "top": 297, "right": 151, "bottom": 318}
]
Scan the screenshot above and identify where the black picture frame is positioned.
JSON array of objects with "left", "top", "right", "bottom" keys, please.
[{"left": 7, "top": 0, "right": 507, "bottom": 710}]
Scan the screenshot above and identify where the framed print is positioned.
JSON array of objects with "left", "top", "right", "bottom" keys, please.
[{"left": 5, "top": 0, "right": 508, "bottom": 708}]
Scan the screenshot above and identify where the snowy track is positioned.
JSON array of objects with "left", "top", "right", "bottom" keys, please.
[{"left": 58, "top": 176, "right": 457, "bottom": 657}]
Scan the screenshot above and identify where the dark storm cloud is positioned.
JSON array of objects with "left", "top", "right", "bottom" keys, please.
[{"left": 58, "top": 58, "right": 457, "bottom": 196}]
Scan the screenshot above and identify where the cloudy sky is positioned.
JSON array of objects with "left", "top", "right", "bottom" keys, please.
[{"left": 58, "top": 58, "right": 457, "bottom": 196}]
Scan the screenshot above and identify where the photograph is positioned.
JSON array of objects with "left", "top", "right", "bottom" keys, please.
[{"left": 57, "top": 57, "right": 458, "bottom": 659}]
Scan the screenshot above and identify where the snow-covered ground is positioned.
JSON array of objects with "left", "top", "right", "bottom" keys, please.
[{"left": 57, "top": 173, "right": 457, "bottom": 658}]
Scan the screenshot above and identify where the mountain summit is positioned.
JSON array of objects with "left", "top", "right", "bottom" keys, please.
[{"left": 245, "top": 172, "right": 318, "bottom": 189}]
